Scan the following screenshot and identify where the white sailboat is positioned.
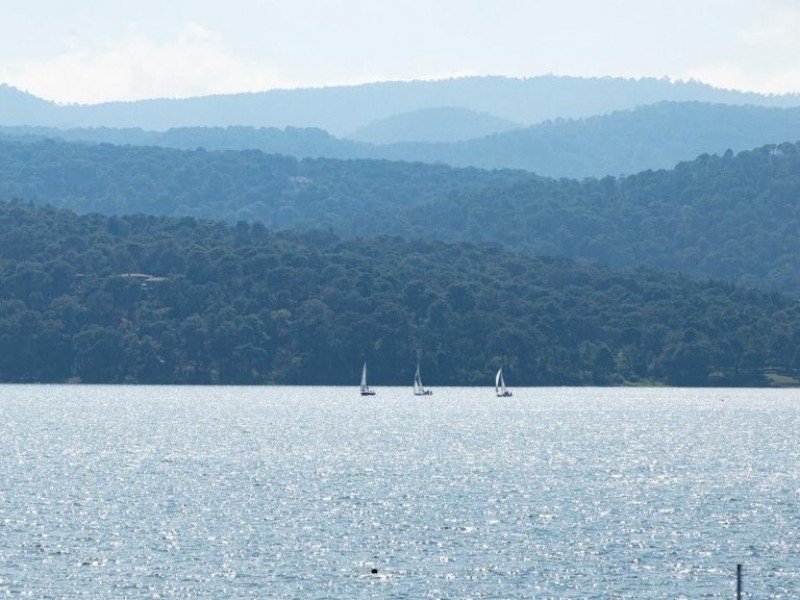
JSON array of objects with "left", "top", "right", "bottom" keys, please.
[
  {"left": 413, "top": 364, "right": 433, "bottom": 396},
  {"left": 495, "top": 367, "right": 512, "bottom": 397},
  {"left": 360, "top": 362, "right": 376, "bottom": 396}
]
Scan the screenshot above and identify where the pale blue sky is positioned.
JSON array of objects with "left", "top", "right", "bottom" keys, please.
[{"left": 1, "top": 0, "right": 798, "bottom": 104}]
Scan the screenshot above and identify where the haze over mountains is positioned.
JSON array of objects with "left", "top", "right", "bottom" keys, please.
[
  {"left": 5, "top": 101, "right": 800, "bottom": 179},
  {"left": 3, "top": 74, "right": 800, "bottom": 178},
  {"left": 3, "top": 75, "right": 800, "bottom": 134},
  {"left": 345, "top": 106, "right": 522, "bottom": 144}
]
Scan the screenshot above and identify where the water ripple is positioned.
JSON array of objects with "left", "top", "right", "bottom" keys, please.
[{"left": 0, "top": 385, "right": 798, "bottom": 598}]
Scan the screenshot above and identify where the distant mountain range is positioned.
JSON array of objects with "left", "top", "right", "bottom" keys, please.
[
  {"left": 5, "top": 101, "right": 800, "bottom": 178},
  {"left": 3, "top": 75, "right": 800, "bottom": 135}
]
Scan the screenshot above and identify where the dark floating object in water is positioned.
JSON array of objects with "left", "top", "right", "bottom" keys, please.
[{"left": 371, "top": 568, "right": 378, "bottom": 575}]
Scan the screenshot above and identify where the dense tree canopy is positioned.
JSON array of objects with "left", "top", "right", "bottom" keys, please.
[
  {"left": 2, "top": 137, "right": 800, "bottom": 294},
  {"left": 1, "top": 201, "right": 799, "bottom": 386}
]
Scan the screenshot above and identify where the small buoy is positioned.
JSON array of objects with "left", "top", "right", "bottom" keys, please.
[{"left": 371, "top": 568, "right": 378, "bottom": 575}]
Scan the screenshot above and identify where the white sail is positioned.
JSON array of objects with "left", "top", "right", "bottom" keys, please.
[
  {"left": 360, "top": 362, "right": 375, "bottom": 395},
  {"left": 495, "top": 367, "right": 512, "bottom": 397},
  {"left": 413, "top": 364, "right": 432, "bottom": 395}
]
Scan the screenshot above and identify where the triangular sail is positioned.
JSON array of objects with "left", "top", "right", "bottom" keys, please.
[
  {"left": 360, "top": 362, "right": 375, "bottom": 395},
  {"left": 495, "top": 368, "right": 504, "bottom": 393},
  {"left": 361, "top": 363, "right": 368, "bottom": 390},
  {"left": 495, "top": 367, "right": 512, "bottom": 397},
  {"left": 413, "top": 364, "right": 432, "bottom": 395}
]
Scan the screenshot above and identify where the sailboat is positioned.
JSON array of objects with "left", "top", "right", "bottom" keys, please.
[
  {"left": 413, "top": 364, "right": 433, "bottom": 396},
  {"left": 495, "top": 367, "right": 513, "bottom": 397},
  {"left": 360, "top": 362, "right": 376, "bottom": 396}
]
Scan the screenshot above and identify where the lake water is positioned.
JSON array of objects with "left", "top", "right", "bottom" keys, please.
[{"left": 1, "top": 385, "right": 799, "bottom": 599}]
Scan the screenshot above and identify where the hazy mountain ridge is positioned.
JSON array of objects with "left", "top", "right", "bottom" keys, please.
[
  {"left": 2, "top": 75, "right": 800, "bottom": 134},
  {"left": 5, "top": 101, "right": 800, "bottom": 179},
  {"left": 375, "top": 101, "right": 800, "bottom": 177},
  {"left": 0, "top": 84, "right": 57, "bottom": 123}
]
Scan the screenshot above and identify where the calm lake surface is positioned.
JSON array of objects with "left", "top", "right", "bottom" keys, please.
[{"left": 1, "top": 385, "right": 799, "bottom": 599}]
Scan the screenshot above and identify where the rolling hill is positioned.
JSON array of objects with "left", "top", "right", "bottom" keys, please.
[
  {"left": 1, "top": 136, "right": 800, "bottom": 295},
  {"left": 5, "top": 101, "right": 800, "bottom": 178},
  {"left": 374, "top": 102, "right": 800, "bottom": 177},
  {"left": 1, "top": 200, "right": 797, "bottom": 386}
]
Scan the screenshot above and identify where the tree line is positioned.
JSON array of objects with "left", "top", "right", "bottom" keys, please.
[{"left": 1, "top": 200, "right": 799, "bottom": 386}]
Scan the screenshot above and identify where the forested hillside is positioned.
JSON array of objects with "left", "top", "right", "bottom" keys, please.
[
  {"left": 5, "top": 101, "right": 800, "bottom": 178},
  {"left": 0, "top": 125, "right": 366, "bottom": 161},
  {"left": 1, "top": 201, "right": 798, "bottom": 386},
  {"left": 2, "top": 137, "right": 800, "bottom": 294},
  {"left": 0, "top": 134, "right": 538, "bottom": 226}
]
